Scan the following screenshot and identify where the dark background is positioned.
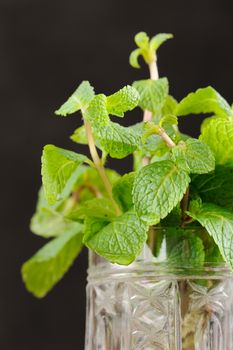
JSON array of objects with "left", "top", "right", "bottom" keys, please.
[{"left": 1, "top": 0, "right": 233, "bottom": 349}]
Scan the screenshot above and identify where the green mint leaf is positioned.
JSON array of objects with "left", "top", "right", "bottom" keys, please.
[
  {"left": 192, "top": 166, "right": 233, "bottom": 211},
  {"left": 172, "top": 138, "right": 215, "bottom": 174},
  {"left": 200, "top": 115, "right": 214, "bottom": 131},
  {"left": 200, "top": 117, "right": 233, "bottom": 165},
  {"left": 31, "top": 207, "right": 82, "bottom": 238},
  {"left": 130, "top": 122, "right": 174, "bottom": 165},
  {"left": 159, "top": 115, "right": 178, "bottom": 127},
  {"left": 204, "top": 236, "right": 223, "bottom": 263},
  {"left": 133, "top": 160, "right": 190, "bottom": 224},
  {"left": 140, "top": 123, "right": 170, "bottom": 158},
  {"left": 160, "top": 206, "right": 182, "bottom": 227},
  {"left": 30, "top": 187, "right": 78, "bottom": 238},
  {"left": 34, "top": 186, "right": 63, "bottom": 211},
  {"left": 84, "top": 211, "right": 149, "bottom": 265},
  {"left": 142, "top": 132, "right": 166, "bottom": 155},
  {"left": 129, "top": 48, "right": 142, "bottom": 68},
  {"left": 152, "top": 228, "right": 165, "bottom": 257},
  {"left": 188, "top": 203, "right": 233, "bottom": 268},
  {"left": 106, "top": 86, "right": 139, "bottom": 117},
  {"left": 70, "top": 125, "right": 87, "bottom": 145},
  {"left": 127, "top": 123, "right": 158, "bottom": 169},
  {"left": 84, "top": 94, "right": 109, "bottom": 126},
  {"left": 133, "top": 78, "right": 169, "bottom": 114},
  {"left": 70, "top": 126, "right": 101, "bottom": 150},
  {"left": 169, "top": 237, "right": 205, "bottom": 265},
  {"left": 176, "top": 86, "right": 233, "bottom": 118},
  {"left": 94, "top": 121, "right": 141, "bottom": 158},
  {"left": 162, "top": 95, "right": 178, "bottom": 116},
  {"left": 166, "top": 228, "right": 205, "bottom": 266},
  {"left": 150, "top": 151, "right": 171, "bottom": 164},
  {"left": 66, "top": 198, "right": 116, "bottom": 221},
  {"left": 22, "top": 228, "right": 83, "bottom": 297},
  {"left": 142, "top": 121, "right": 160, "bottom": 140},
  {"left": 189, "top": 198, "right": 202, "bottom": 213},
  {"left": 134, "top": 32, "right": 150, "bottom": 50},
  {"left": 83, "top": 217, "right": 110, "bottom": 243},
  {"left": 130, "top": 32, "right": 173, "bottom": 68},
  {"left": 42, "top": 145, "right": 87, "bottom": 205},
  {"left": 112, "top": 172, "right": 135, "bottom": 212},
  {"left": 55, "top": 81, "right": 94, "bottom": 116},
  {"left": 149, "top": 33, "right": 173, "bottom": 52}
]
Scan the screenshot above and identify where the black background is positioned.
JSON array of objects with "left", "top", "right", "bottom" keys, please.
[{"left": 1, "top": 0, "right": 233, "bottom": 349}]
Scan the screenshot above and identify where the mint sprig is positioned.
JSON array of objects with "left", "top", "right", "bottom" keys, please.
[
  {"left": 129, "top": 32, "right": 173, "bottom": 68},
  {"left": 23, "top": 31, "right": 233, "bottom": 298}
]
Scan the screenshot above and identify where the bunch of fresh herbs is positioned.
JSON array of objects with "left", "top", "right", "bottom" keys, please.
[{"left": 22, "top": 32, "right": 233, "bottom": 298}]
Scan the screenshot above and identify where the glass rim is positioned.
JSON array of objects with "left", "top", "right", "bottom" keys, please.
[{"left": 87, "top": 260, "right": 233, "bottom": 283}]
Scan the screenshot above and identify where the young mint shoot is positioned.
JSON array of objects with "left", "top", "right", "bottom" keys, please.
[{"left": 22, "top": 31, "right": 233, "bottom": 298}]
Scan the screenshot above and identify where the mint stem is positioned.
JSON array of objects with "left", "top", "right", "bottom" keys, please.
[
  {"left": 149, "top": 60, "right": 159, "bottom": 80},
  {"left": 64, "top": 184, "right": 101, "bottom": 214},
  {"left": 84, "top": 120, "right": 121, "bottom": 216},
  {"left": 157, "top": 127, "right": 176, "bottom": 148},
  {"left": 143, "top": 61, "right": 158, "bottom": 124},
  {"left": 181, "top": 187, "right": 190, "bottom": 227},
  {"left": 142, "top": 61, "right": 159, "bottom": 167},
  {"left": 72, "top": 184, "right": 101, "bottom": 202},
  {"left": 143, "top": 61, "right": 159, "bottom": 247},
  {"left": 142, "top": 60, "right": 176, "bottom": 250}
]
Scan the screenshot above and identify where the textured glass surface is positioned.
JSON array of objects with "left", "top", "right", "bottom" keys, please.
[{"left": 85, "top": 230, "right": 233, "bottom": 350}]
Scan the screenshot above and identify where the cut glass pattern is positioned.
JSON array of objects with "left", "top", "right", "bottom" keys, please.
[{"left": 85, "top": 254, "right": 233, "bottom": 350}]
